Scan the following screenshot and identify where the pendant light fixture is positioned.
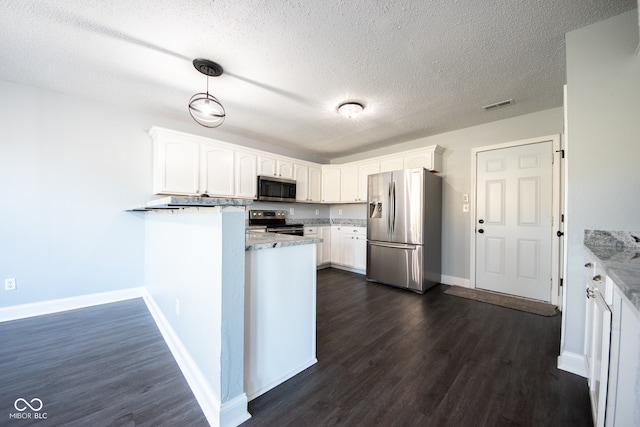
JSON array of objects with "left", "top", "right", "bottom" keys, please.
[
  {"left": 337, "top": 102, "right": 364, "bottom": 118},
  {"left": 188, "top": 58, "right": 225, "bottom": 128}
]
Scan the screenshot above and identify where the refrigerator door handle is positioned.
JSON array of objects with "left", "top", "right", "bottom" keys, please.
[
  {"left": 387, "top": 181, "right": 392, "bottom": 235},
  {"left": 392, "top": 180, "right": 396, "bottom": 235},
  {"left": 369, "top": 241, "right": 417, "bottom": 250}
]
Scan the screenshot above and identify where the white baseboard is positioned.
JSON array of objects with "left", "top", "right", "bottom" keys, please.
[
  {"left": 220, "top": 394, "right": 251, "bottom": 427},
  {"left": 330, "top": 265, "right": 365, "bottom": 275},
  {"left": 143, "top": 295, "right": 222, "bottom": 426},
  {"left": 246, "top": 358, "right": 318, "bottom": 401},
  {"left": 441, "top": 275, "right": 471, "bottom": 288},
  {"left": 0, "top": 287, "right": 146, "bottom": 322},
  {"left": 557, "top": 350, "right": 587, "bottom": 378}
]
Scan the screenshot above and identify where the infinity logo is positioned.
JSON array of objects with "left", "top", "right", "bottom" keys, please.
[{"left": 14, "top": 398, "right": 43, "bottom": 412}]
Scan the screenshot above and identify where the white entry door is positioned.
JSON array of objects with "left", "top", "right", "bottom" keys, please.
[{"left": 475, "top": 141, "right": 553, "bottom": 302}]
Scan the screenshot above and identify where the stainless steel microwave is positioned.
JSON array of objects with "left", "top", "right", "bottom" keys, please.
[{"left": 256, "top": 176, "right": 296, "bottom": 202}]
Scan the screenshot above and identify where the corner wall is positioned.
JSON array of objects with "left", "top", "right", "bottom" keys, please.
[{"left": 563, "top": 10, "right": 640, "bottom": 356}]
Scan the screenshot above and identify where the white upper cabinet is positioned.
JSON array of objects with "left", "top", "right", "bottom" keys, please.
[
  {"left": 150, "top": 127, "right": 443, "bottom": 203},
  {"left": 235, "top": 151, "right": 257, "bottom": 199},
  {"left": 201, "top": 145, "right": 234, "bottom": 197},
  {"left": 294, "top": 163, "right": 309, "bottom": 202},
  {"left": 258, "top": 156, "right": 294, "bottom": 179},
  {"left": 380, "top": 156, "right": 404, "bottom": 173},
  {"left": 257, "top": 156, "right": 277, "bottom": 176},
  {"left": 340, "top": 165, "right": 359, "bottom": 203},
  {"left": 322, "top": 167, "right": 341, "bottom": 203},
  {"left": 278, "top": 160, "right": 294, "bottom": 179},
  {"left": 295, "top": 163, "right": 322, "bottom": 203},
  {"left": 153, "top": 138, "right": 200, "bottom": 195},
  {"left": 357, "top": 161, "right": 380, "bottom": 202},
  {"left": 308, "top": 166, "right": 322, "bottom": 203}
]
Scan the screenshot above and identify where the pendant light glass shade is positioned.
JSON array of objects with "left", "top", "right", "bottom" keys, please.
[{"left": 189, "top": 93, "right": 225, "bottom": 128}]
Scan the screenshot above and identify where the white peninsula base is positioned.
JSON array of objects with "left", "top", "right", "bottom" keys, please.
[{"left": 244, "top": 242, "right": 318, "bottom": 401}]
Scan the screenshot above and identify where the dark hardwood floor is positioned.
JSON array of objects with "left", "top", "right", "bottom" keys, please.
[
  {"left": 0, "top": 299, "right": 208, "bottom": 427},
  {"left": 243, "top": 268, "right": 592, "bottom": 427},
  {"left": 0, "top": 269, "right": 592, "bottom": 427}
]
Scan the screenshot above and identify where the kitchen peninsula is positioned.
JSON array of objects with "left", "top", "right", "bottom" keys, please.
[
  {"left": 245, "top": 230, "right": 322, "bottom": 400},
  {"left": 137, "top": 196, "right": 321, "bottom": 424}
]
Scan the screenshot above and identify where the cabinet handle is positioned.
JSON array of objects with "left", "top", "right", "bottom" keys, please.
[
  {"left": 592, "top": 274, "right": 602, "bottom": 282},
  {"left": 584, "top": 262, "right": 593, "bottom": 268}
]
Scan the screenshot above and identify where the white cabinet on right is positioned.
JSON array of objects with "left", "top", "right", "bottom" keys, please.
[{"left": 605, "top": 277, "right": 640, "bottom": 427}]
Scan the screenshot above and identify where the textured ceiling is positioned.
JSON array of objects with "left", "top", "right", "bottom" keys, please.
[{"left": 0, "top": 0, "right": 635, "bottom": 162}]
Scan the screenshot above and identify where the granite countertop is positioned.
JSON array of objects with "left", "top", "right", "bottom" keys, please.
[
  {"left": 245, "top": 231, "right": 322, "bottom": 251},
  {"left": 584, "top": 230, "right": 640, "bottom": 316},
  {"left": 129, "top": 196, "right": 253, "bottom": 211}
]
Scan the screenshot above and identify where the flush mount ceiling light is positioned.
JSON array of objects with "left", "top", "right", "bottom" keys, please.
[
  {"left": 188, "top": 58, "right": 225, "bottom": 128},
  {"left": 337, "top": 102, "right": 364, "bottom": 118}
]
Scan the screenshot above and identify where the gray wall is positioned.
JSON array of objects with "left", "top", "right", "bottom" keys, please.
[
  {"left": 563, "top": 10, "right": 640, "bottom": 355},
  {"left": 333, "top": 108, "right": 563, "bottom": 284}
]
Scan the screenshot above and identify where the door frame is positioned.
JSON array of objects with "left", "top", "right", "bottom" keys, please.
[{"left": 470, "top": 134, "right": 563, "bottom": 305}]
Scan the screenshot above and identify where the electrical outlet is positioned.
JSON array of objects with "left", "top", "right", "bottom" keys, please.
[
  {"left": 338, "top": 209, "right": 343, "bottom": 215},
  {"left": 463, "top": 204, "right": 470, "bottom": 213},
  {"left": 463, "top": 194, "right": 469, "bottom": 203},
  {"left": 5, "top": 278, "right": 16, "bottom": 291},
  {"left": 315, "top": 209, "right": 319, "bottom": 215},
  {"left": 289, "top": 207, "right": 295, "bottom": 215}
]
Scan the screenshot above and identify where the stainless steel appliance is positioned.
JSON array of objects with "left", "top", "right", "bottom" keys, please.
[
  {"left": 256, "top": 176, "right": 297, "bottom": 202},
  {"left": 366, "top": 168, "right": 442, "bottom": 293},
  {"left": 249, "top": 210, "right": 304, "bottom": 236}
]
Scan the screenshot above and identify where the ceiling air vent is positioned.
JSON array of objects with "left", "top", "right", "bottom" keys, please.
[{"left": 482, "top": 99, "right": 514, "bottom": 111}]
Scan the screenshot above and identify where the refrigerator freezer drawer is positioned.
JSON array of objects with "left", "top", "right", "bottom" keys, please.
[{"left": 367, "top": 241, "right": 436, "bottom": 293}]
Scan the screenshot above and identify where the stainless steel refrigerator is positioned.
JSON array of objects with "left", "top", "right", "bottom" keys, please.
[{"left": 366, "top": 168, "right": 442, "bottom": 293}]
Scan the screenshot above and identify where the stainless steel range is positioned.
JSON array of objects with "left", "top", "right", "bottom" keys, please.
[{"left": 248, "top": 210, "right": 304, "bottom": 236}]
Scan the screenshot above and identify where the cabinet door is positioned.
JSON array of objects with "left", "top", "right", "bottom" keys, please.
[
  {"left": 277, "top": 160, "right": 294, "bottom": 179},
  {"left": 257, "top": 156, "right": 277, "bottom": 176},
  {"left": 201, "top": 144, "right": 234, "bottom": 196},
  {"left": 357, "top": 162, "right": 379, "bottom": 202},
  {"left": 354, "top": 235, "right": 367, "bottom": 270},
  {"left": 322, "top": 168, "right": 341, "bottom": 203},
  {"left": 154, "top": 140, "right": 200, "bottom": 195},
  {"left": 341, "top": 233, "right": 356, "bottom": 267},
  {"left": 308, "top": 166, "right": 322, "bottom": 202},
  {"left": 404, "top": 150, "right": 434, "bottom": 170},
  {"left": 340, "top": 165, "right": 358, "bottom": 202},
  {"left": 294, "top": 164, "right": 309, "bottom": 202},
  {"left": 380, "top": 156, "right": 404, "bottom": 173},
  {"left": 235, "top": 151, "right": 257, "bottom": 198},
  {"left": 320, "top": 227, "right": 332, "bottom": 265},
  {"left": 330, "top": 227, "right": 342, "bottom": 264}
]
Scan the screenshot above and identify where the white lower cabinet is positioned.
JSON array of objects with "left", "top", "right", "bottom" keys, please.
[
  {"left": 606, "top": 285, "right": 640, "bottom": 427},
  {"left": 583, "top": 252, "right": 640, "bottom": 427},
  {"left": 330, "top": 226, "right": 366, "bottom": 273},
  {"left": 304, "top": 226, "right": 331, "bottom": 267}
]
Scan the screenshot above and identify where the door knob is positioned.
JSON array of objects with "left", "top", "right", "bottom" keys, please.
[
  {"left": 478, "top": 229, "right": 484, "bottom": 234},
  {"left": 478, "top": 219, "right": 484, "bottom": 224}
]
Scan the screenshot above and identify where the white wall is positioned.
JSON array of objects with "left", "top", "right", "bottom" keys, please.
[
  {"left": 563, "top": 10, "right": 640, "bottom": 356},
  {"left": 333, "top": 108, "right": 563, "bottom": 284},
  {"left": 0, "top": 80, "right": 151, "bottom": 307}
]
